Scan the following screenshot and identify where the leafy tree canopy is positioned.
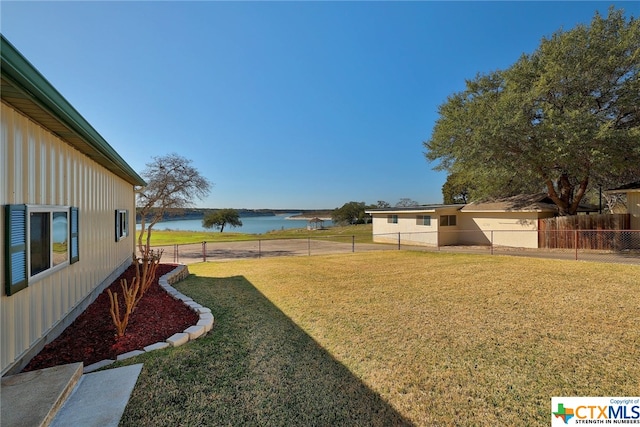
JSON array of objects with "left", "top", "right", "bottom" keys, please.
[
  {"left": 424, "top": 7, "right": 640, "bottom": 215},
  {"left": 442, "top": 172, "right": 472, "bottom": 205},
  {"left": 332, "top": 201, "right": 369, "bottom": 225},
  {"left": 203, "top": 209, "right": 243, "bottom": 232}
]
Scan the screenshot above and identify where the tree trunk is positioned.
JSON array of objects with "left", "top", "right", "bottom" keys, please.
[
  {"left": 544, "top": 172, "right": 587, "bottom": 216},
  {"left": 570, "top": 176, "right": 589, "bottom": 215},
  {"left": 137, "top": 216, "right": 146, "bottom": 253},
  {"left": 544, "top": 177, "right": 570, "bottom": 215}
]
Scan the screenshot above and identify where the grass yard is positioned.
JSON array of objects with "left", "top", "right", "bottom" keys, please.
[
  {"left": 119, "top": 251, "right": 639, "bottom": 426},
  {"left": 144, "top": 223, "right": 373, "bottom": 246}
]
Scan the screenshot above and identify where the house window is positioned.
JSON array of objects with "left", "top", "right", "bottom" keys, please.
[
  {"left": 439, "top": 215, "right": 457, "bottom": 227},
  {"left": 4, "top": 205, "right": 79, "bottom": 296},
  {"left": 115, "top": 209, "right": 129, "bottom": 241},
  {"left": 387, "top": 215, "right": 398, "bottom": 224},
  {"left": 416, "top": 215, "right": 431, "bottom": 226},
  {"left": 30, "top": 211, "right": 52, "bottom": 276}
]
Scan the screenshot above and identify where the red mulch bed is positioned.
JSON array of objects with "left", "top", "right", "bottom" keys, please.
[{"left": 22, "top": 264, "right": 199, "bottom": 372}]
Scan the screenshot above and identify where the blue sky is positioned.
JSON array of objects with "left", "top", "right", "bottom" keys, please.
[{"left": 2, "top": 1, "right": 638, "bottom": 209}]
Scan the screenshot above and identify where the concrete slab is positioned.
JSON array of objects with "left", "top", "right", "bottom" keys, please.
[
  {"left": 116, "top": 350, "right": 145, "bottom": 361},
  {"left": 185, "top": 301, "right": 203, "bottom": 310},
  {"left": 199, "top": 312, "right": 214, "bottom": 321},
  {"left": 184, "top": 324, "right": 205, "bottom": 340},
  {"left": 1, "top": 362, "right": 83, "bottom": 427},
  {"left": 166, "top": 332, "right": 189, "bottom": 347},
  {"left": 50, "top": 363, "right": 143, "bottom": 427},
  {"left": 83, "top": 359, "right": 115, "bottom": 374},
  {"left": 197, "top": 317, "right": 214, "bottom": 332},
  {"left": 143, "top": 341, "right": 170, "bottom": 352}
]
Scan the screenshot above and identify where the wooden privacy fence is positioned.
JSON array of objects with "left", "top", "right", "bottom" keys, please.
[{"left": 538, "top": 214, "right": 632, "bottom": 250}]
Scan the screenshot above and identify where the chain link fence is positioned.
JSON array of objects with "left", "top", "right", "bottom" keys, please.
[
  {"left": 375, "top": 229, "right": 640, "bottom": 265},
  {"left": 150, "top": 230, "right": 639, "bottom": 266},
  {"left": 152, "top": 235, "right": 390, "bottom": 264}
]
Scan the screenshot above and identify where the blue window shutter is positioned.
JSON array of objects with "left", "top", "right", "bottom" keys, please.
[
  {"left": 70, "top": 207, "right": 79, "bottom": 264},
  {"left": 5, "top": 204, "right": 28, "bottom": 295},
  {"left": 115, "top": 209, "right": 120, "bottom": 242}
]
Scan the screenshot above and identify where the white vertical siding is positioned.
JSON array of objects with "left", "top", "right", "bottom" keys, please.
[
  {"left": 371, "top": 209, "right": 553, "bottom": 249},
  {"left": 1, "top": 102, "right": 137, "bottom": 374},
  {"left": 457, "top": 212, "right": 550, "bottom": 248},
  {"left": 371, "top": 212, "right": 441, "bottom": 246}
]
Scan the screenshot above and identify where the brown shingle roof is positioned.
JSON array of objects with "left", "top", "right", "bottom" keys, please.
[
  {"left": 606, "top": 181, "right": 640, "bottom": 192},
  {"left": 461, "top": 194, "right": 557, "bottom": 212}
]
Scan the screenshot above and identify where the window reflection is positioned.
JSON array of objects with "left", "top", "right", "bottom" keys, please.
[{"left": 52, "top": 211, "right": 68, "bottom": 266}]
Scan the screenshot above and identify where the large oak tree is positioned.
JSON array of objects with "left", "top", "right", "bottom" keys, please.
[
  {"left": 203, "top": 209, "right": 243, "bottom": 232},
  {"left": 424, "top": 8, "right": 640, "bottom": 215},
  {"left": 332, "top": 201, "right": 368, "bottom": 225}
]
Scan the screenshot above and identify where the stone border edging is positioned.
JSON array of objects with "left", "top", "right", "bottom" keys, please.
[{"left": 83, "top": 265, "right": 213, "bottom": 374}]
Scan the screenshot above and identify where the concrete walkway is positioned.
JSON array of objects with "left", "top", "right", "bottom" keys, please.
[
  {"left": 50, "top": 363, "right": 143, "bottom": 427},
  {"left": 1, "top": 362, "right": 143, "bottom": 427}
]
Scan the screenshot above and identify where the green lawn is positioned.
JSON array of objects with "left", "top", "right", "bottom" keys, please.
[
  {"left": 118, "top": 251, "right": 639, "bottom": 426},
  {"left": 144, "top": 223, "right": 373, "bottom": 246}
]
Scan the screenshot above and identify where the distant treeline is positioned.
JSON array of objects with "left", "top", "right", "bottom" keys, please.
[{"left": 135, "top": 208, "right": 332, "bottom": 222}]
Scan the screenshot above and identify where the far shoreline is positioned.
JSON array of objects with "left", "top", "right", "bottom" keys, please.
[{"left": 286, "top": 214, "right": 332, "bottom": 221}]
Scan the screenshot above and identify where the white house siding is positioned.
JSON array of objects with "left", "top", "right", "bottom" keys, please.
[
  {"left": 457, "top": 211, "right": 555, "bottom": 248},
  {"left": 369, "top": 207, "right": 464, "bottom": 247},
  {"left": 1, "top": 103, "right": 136, "bottom": 375},
  {"left": 371, "top": 213, "right": 439, "bottom": 246},
  {"left": 368, "top": 205, "right": 559, "bottom": 250}
]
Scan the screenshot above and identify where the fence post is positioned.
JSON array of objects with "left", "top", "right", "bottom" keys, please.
[
  {"left": 575, "top": 229, "right": 578, "bottom": 260},
  {"left": 398, "top": 232, "right": 401, "bottom": 250},
  {"left": 491, "top": 231, "right": 494, "bottom": 255},
  {"left": 352, "top": 235, "right": 355, "bottom": 253},
  {"left": 174, "top": 244, "right": 178, "bottom": 264},
  {"left": 308, "top": 237, "right": 311, "bottom": 256},
  {"left": 258, "top": 239, "right": 261, "bottom": 259},
  {"left": 202, "top": 241, "right": 207, "bottom": 262}
]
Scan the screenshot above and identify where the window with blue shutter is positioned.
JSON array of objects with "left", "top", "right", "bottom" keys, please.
[
  {"left": 4, "top": 205, "right": 79, "bottom": 295},
  {"left": 5, "top": 204, "right": 28, "bottom": 296},
  {"left": 115, "top": 209, "right": 128, "bottom": 242},
  {"left": 115, "top": 209, "right": 120, "bottom": 242}
]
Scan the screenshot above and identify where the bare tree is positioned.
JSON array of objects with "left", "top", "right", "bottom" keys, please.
[
  {"left": 395, "top": 198, "right": 420, "bottom": 208},
  {"left": 137, "top": 153, "right": 212, "bottom": 253},
  {"left": 603, "top": 193, "right": 627, "bottom": 214}
]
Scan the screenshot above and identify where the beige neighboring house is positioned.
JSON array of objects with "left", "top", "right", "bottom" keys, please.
[
  {"left": 605, "top": 181, "right": 640, "bottom": 230},
  {"left": 1, "top": 35, "right": 145, "bottom": 375},
  {"left": 366, "top": 194, "right": 595, "bottom": 249},
  {"left": 366, "top": 204, "right": 465, "bottom": 247}
]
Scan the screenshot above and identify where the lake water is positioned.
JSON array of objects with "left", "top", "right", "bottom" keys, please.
[{"left": 136, "top": 213, "right": 333, "bottom": 234}]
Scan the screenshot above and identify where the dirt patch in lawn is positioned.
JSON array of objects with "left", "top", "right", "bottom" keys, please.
[{"left": 22, "top": 264, "right": 199, "bottom": 372}]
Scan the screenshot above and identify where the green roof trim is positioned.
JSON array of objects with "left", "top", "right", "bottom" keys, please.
[{"left": 1, "top": 34, "right": 145, "bottom": 186}]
